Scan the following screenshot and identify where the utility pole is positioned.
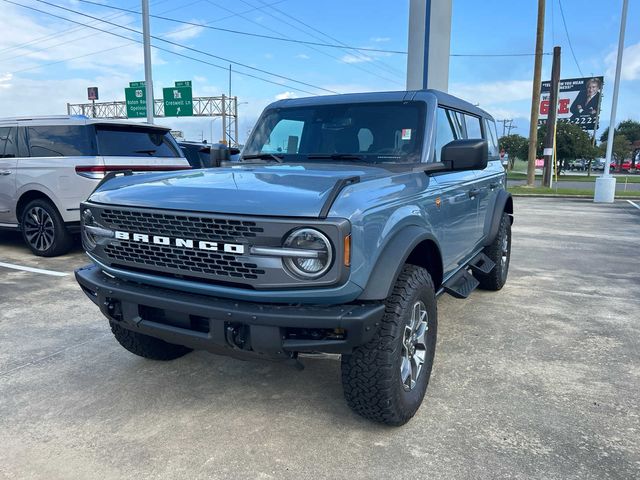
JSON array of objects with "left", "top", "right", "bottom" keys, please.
[
  {"left": 542, "top": 46, "right": 561, "bottom": 188},
  {"left": 526, "top": 0, "right": 545, "bottom": 187},
  {"left": 141, "top": 0, "right": 154, "bottom": 124},
  {"left": 595, "top": 0, "right": 628, "bottom": 203}
]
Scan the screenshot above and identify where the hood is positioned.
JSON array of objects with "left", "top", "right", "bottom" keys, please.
[{"left": 88, "top": 163, "right": 391, "bottom": 217}]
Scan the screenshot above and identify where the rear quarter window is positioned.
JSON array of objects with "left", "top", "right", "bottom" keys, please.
[{"left": 27, "top": 125, "right": 95, "bottom": 157}]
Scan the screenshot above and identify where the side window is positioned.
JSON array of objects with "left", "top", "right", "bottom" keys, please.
[
  {"left": 464, "top": 114, "right": 482, "bottom": 139},
  {"left": 484, "top": 119, "right": 499, "bottom": 158},
  {"left": 27, "top": 125, "right": 94, "bottom": 157},
  {"left": 0, "top": 127, "right": 10, "bottom": 157},
  {"left": 262, "top": 119, "right": 304, "bottom": 154},
  {"left": 434, "top": 108, "right": 457, "bottom": 162},
  {"left": 357, "top": 128, "right": 374, "bottom": 152}
]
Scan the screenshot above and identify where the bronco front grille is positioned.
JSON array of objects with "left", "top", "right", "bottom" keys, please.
[
  {"left": 100, "top": 209, "right": 264, "bottom": 242},
  {"left": 103, "top": 241, "right": 266, "bottom": 280}
]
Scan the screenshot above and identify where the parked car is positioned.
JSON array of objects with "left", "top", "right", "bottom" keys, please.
[
  {"left": 569, "top": 159, "right": 587, "bottom": 171},
  {"left": 0, "top": 115, "right": 190, "bottom": 256},
  {"left": 179, "top": 140, "right": 242, "bottom": 168},
  {"left": 593, "top": 158, "right": 607, "bottom": 171},
  {"left": 76, "top": 90, "right": 513, "bottom": 426},
  {"left": 611, "top": 160, "right": 635, "bottom": 172}
]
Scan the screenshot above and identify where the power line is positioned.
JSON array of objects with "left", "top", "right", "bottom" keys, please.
[
  {"left": 557, "top": 0, "right": 584, "bottom": 77},
  {"left": 205, "top": 0, "right": 403, "bottom": 86},
  {"left": 253, "top": 0, "right": 405, "bottom": 79},
  {"left": 2, "top": 0, "right": 322, "bottom": 96},
  {"left": 76, "top": 0, "right": 408, "bottom": 55},
  {"left": 14, "top": 0, "right": 338, "bottom": 94}
]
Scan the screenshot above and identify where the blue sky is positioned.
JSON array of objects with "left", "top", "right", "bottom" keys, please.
[{"left": 0, "top": 0, "right": 638, "bottom": 143}]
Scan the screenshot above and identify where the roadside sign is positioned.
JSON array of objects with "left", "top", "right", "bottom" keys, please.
[
  {"left": 163, "top": 85, "right": 193, "bottom": 117},
  {"left": 175, "top": 81, "right": 192, "bottom": 87},
  {"left": 125, "top": 86, "right": 147, "bottom": 118},
  {"left": 87, "top": 87, "right": 98, "bottom": 101},
  {"left": 129, "top": 81, "right": 146, "bottom": 88}
]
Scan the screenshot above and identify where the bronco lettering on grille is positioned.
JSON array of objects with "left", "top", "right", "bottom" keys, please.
[{"left": 114, "top": 231, "right": 245, "bottom": 254}]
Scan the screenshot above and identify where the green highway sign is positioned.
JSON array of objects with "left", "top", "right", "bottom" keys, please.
[
  {"left": 175, "top": 80, "right": 192, "bottom": 87},
  {"left": 125, "top": 86, "right": 147, "bottom": 118},
  {"left": 129, "top": 81, "right": 146, "bottom": 88},
  {"left": 163, "top": 85, "right": 193, "bottom": 117}
]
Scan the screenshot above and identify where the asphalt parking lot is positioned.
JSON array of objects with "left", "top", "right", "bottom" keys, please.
[{"left": 1, "top": 197, "right": 639, "bottom": 480}]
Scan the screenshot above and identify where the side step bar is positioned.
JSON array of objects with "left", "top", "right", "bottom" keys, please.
[{"left": 442, "top": 252, "right": 496, "bottom": 299}]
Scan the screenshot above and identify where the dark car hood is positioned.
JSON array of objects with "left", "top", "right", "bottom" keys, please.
[{"left": 88, "top": 163, "right": 391, "bottom": 217}]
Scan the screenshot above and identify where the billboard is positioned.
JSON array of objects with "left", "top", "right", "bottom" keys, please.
[{"left": 538, "top": 76, "right": 604, "bottom": 132}]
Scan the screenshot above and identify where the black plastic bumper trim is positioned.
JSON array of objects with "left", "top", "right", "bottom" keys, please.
[{"left": 75, "top": 264, "right": 385, "bottom": 357}]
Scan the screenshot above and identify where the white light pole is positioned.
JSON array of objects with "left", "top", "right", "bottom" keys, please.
[
  {"left": 594, "top": 0, "right": 628, "bottom": 203},
  {"left": 142, "top": 0, "right": 154, "bottom": 124}
]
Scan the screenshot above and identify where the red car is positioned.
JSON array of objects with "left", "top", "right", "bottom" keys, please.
[{"left": 610, "top": 160, "right": 636, "bottom": 172}]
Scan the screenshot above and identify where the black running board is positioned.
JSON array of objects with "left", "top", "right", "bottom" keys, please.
[
  {"left": 442, "top": 268, "right": 479, "bottom": 299},
  {"left": 468, "top": 252, "right": 496, "bottom": 275},
  {"left": 442, "top": 252, "right": 495, "bottom": 299}
]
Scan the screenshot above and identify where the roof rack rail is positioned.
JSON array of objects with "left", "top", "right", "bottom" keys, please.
[{"left": 0, "top": 115, "right": 78, "bottom": 122}]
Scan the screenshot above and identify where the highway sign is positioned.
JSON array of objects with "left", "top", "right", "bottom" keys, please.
[
  {"left": 125, "top": 86, "right": 147, "bottom": 118},
  {"left": 129, "top": 81, "right": 146, "bottom": 88},
  {"left": 163, "top": 85, "right": 193, "bottom": 117},
  {"left": 175, "top": 81, "right": 192, "bottom": 87}
]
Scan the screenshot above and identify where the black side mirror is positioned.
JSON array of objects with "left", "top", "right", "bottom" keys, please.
[
  {"left": 209, "top": 143, "right": 230, "bottom": 167},
  {"left": 441, "top": 139, "right": 488, "bottom": 171}
]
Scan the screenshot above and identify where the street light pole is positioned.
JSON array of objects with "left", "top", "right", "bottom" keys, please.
[
  {"left": 141, "top": 0, "right": 154, "bottom": 124},
  {"left": 594, "top": 0, "right": 628, "bottom": 203}
]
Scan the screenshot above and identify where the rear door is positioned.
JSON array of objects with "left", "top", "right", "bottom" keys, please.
[
  {"left": 431, "top": 107, "right": 479, "bottom": 273},
  {"left": 0, "top": 125, "right": 17, "bottom": 224},
  {"left": 474, "top": 117, "right": 505, "bottom": 244}
]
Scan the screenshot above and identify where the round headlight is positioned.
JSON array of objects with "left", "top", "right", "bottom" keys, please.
[{"left": 283, "top": 228, "right": 333, "bottom": 279}]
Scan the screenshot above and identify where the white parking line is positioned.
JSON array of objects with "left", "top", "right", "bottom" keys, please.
[
  {"left": 627, "top": 200, "right": 640, "bottom": 210},
  {"left": 0, "top": 261, "right": 69, "bottom": 277}
]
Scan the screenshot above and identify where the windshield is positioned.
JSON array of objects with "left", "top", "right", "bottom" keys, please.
[
  {"left": 244, "top": 101, "right": 425, "bottom": 163},
  {"left": 95, "top": 125, "right": 182, "bottom": 158}
]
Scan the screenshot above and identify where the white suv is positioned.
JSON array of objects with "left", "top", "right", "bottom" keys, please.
[{"left": 0, "top": 116, "right": 190, "bottom": 256}]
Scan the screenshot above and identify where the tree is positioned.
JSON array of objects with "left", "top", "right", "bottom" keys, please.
[
  {"left": 537, "top": 122, "right": 597, "bottom": 172},
  {"left": 598, "top": 135, "right": 632, "bottom": 165},
  {"left": 499, "top": 134, "right": 529, "bottom": 169},
  {"left": 599, "top": 120, "right": 640, "bottom": 169}
]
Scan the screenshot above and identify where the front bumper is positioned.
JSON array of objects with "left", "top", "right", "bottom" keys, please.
[{"left": 75, "top": 264, "right": 385, "bottom": 359}]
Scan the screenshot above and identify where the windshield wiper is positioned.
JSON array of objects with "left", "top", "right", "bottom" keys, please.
[
  {"left": 135, "top": 149, "right": 156, "bottom": 155},
  {"left": 307, "top": 153, "right": 364, "bottom": 161},
  {"left": 241, "top": 153, "right": 284, "bottom": 163}
]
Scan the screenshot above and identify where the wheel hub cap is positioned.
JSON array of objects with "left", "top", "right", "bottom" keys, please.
[
  {"left": 400, "top": 300, "right": 429, "bottom": 391},
  {"left": 23, "top": 207, "right": 55, "bottom": 252}
]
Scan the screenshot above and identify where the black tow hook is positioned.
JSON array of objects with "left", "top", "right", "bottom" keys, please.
[{"left": 104, "top": 298, "right": 123, "bottom": 321}]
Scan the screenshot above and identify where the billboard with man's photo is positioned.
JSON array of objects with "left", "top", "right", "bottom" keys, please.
[{"left": 538, "top": 76, "right": 604, "bottom": 133}]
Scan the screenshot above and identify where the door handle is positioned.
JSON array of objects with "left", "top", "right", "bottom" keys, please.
[
  {"left": 0, "top": 170, "right": 12, "bottom": 176},
  {"left": 468, "top": 188, "right": 480, "bottom": 198}
]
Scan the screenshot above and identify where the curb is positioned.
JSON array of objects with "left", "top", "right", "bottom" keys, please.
[{"left": 511, "top": 193, "right": 640, "bottom": 199}]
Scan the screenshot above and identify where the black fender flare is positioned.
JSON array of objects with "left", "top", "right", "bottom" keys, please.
[
  {"left": 484, "top": 190, "right": 513, "bottom": 246},
  {"left": 358, "top": 226, "right": 442, "bottom": 301}
]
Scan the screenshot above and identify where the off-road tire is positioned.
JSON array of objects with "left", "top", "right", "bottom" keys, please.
[
  {"left": 20, "top": 198, "right": 73, "bottom": 257},
  {"left": 341, "top": 265, "right": 438, "bottom": 426},
  {"left": 476, "top": 212, "right": 511, "bottom": 291},
  {"left": 110, "top": 323, "right": 192, "bottom": 360}
]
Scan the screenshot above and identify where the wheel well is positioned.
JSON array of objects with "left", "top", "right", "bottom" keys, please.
[
  {"left": 16, "top": 191, "right": 55, "bottom": 220},
  {"left": 505, "top": 195, "right": 514, "bottom": 224},
  {"left": 404, "top": 239, "right": 443, "bottom": 290}
]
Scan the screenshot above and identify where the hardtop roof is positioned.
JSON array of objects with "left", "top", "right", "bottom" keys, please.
[
  {"left": 0, "top": 115, "right": 171, "bottom": 130},
  {"left": 266, "top": 89, "right": 494, "bottom": 121}
]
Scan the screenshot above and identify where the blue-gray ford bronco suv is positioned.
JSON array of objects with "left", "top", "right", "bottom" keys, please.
[{"left": 76, "top": 90, "right": 513, "bottom": 426}]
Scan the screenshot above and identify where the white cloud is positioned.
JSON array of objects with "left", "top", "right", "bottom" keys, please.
[
  {"left": 275, "top": 91, "right": 296, "bottom": 100},
  {"left": 370, "top": 37, "right": 390, "bottom": 43},
  {"left": 163, "top": 23, "right": 205, "bottom": 42},
  {"left": 340, "top": 54, "right": 373, "bottom": 64},
  {"left": 450, "top": 80, "right": 532, "bottom": 105},
  {"left": 605, "top": 42, "right": 640, "bottom": 81},
  {"left": 295, "top": 54, "right": 310, "bottom": 60}
]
